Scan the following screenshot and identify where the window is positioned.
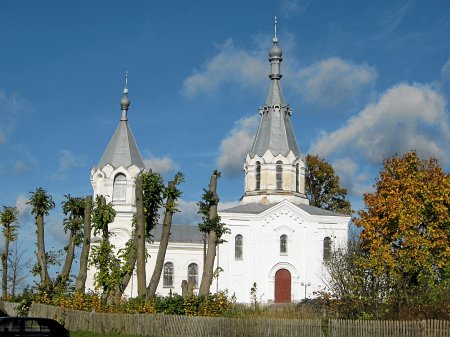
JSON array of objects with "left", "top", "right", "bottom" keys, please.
[
  {"left": 296, "top": 163, "right": 299, "bottom": 193},
  {"left": 163, "top": 262, "right": 174, "bottom": 287},
  {"left": 235, "top": 234, "right": 243, "bottom": 260},
  {"left": 256, "top": 162, "right": 261, "bottom": 191},
  {"left": 323, "top": 237, "right": 331, "bottom": 261},
  {"left": 188, "top": 263, "right": 198, "bottom": 287},
  {"left": 113, "top": 173, "right": 127, "bottom": 204},
  {"left": 276, "top": 161, "right": 283, "bottom": 190},
  {"left": 280, "top": 234, "right": 287, "bottom": 254}
]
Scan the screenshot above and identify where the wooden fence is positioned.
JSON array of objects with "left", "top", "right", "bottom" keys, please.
[{"left": 1, "top": 301, "right": 448, "bottom": 337}]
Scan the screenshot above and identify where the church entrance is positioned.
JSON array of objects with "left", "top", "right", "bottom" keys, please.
[{"left": 274, "top": 269, "right": 291, "bottom": 303}]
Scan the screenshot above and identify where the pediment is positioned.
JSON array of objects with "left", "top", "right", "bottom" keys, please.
[{"left": 262, "top": 200, "right": 305, "bottom": 224}]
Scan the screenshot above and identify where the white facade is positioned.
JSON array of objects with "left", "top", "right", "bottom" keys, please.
[{"left": 86, "top": 29, "right": 350, "bottom": 303}]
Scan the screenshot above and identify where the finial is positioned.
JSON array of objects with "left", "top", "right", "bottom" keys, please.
[
  {"left": 120, "top": 71, "right": 130, "bottom": 118},
  {"left": 124, "top": 71, "right": 129, "bottom": 94},
  {"left": 274, "top": 16, "right": 277, "bottom": 38}
]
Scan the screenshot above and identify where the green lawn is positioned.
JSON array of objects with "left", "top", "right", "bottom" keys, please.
[{"left": 72, "top": 332, "right": 158, "bottom": 337}]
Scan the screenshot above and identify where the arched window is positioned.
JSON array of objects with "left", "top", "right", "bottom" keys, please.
[
  {"left": 163, "top": 262, "right": 174, "bottom": 287},
  {"left": 235, "top": 234, "right": 243, "bottom": 260},
  {"left": 296, "top": 163, "right": 300, "bottom": 193},
  {"left": 280, "top": 234, "right": 287, "bottom": 254},
  {"left": 113, "top": 173, "right": 127, "bottom": 204},
  {"left": 255, "top": 162, "right": 261, "bottom": 191},
  {"left": 188, "top": 263, "right": 198, "bottom": 287},
  {"left": 276, "top": 161, "right": 283, "bottom": 190},
  {"left": 323, "top": 237, "right": 331, "bottom": 261}
]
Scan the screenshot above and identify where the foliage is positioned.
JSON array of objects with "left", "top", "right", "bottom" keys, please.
[
  {"left": 61, "top": 195, "right": 86, "bottom": 246},
  {"left": 91, "top": 196, "right": 115, "bottom": 238},
  {"left": 141, "top": 171, "right": 165, "bottom": 239},
  {"left": 354, "top": 151, "right": 450, "bottom": 318},
  {"left": 305, "top": 154, "right": 352, "bottom": 215},
  {"left": 197, "top": 172, "right": 229, "bottom": 241},
  {"left": 1, "top": 206, "right": 19, "bottom": 241},
  {"left": 27, "top": 187, "right": 55, "bottom": 217}
]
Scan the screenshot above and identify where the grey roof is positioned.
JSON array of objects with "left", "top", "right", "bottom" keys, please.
[
  {"left": 98, "top": 120, "right": 145, "bottom": 169},
  {"left": 249, "top": 36, "right": 300, "bottom": 158},
  {"left": 220, "top": 202, "right": 344, "bottom": 217},
  {"left": 151, "top": 224, "right": 204, "bottom": 244},
  {"left": 97, "top": 90, "right": 145, "bottom": 170}
]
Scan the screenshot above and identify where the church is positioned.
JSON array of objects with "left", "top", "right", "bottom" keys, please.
[{"left": 85, "top": 24, "right": 350, "bottom": 304}]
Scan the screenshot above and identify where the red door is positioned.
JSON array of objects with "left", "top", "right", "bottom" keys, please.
[{"left": 274, "top": 269, "right": 291, "bottom": 303}]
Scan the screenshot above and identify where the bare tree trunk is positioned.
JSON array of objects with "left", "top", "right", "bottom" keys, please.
[
  {"left": 135, "top": 175, "right": 146, "bottom": 297},
  {"left": 36, "top": 214, "right": 52, "bottom": 286},
  {"left": 146, "top": 181, "right": 176, "bottom": 299},
  {"left": 198, "top": 174, "right": 219, "bottom": 297},
  {"left": 75, "top": 195, "right": 92, "bottom": 292},
  {"left": 1, "top": 238, "right": 10, "bottom": 298},
  {"left": 55, "top": 234, "right": 75, "bottom": 288}
]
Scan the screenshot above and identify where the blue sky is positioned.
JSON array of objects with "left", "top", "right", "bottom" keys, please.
[{"left": 1, "top": 0, "right": 449, "bottom": 280}]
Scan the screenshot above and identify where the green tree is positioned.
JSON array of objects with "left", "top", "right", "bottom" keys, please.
[
  {"left": 305, "top": 154, "right": 351, "bottom": 214},
  {"left": 55, "top": 195, "right": 86, "bottom": 289},
  {"left": 354, "top": 151, "right": 450, "bottom": 315},
  {"left": 198, "top": 171, "right": 229, "bottom": 296},
  {"left": 147, "top": 172, "right": 184, "bottom": 299},
  {"left": 75, "top": 195, "right": 92, "bottom": 292},
  {"left": 27, "top": 187, "right": 55, "bottom": 286},
  {"left": 1, "top": 206, "right": 19, "bottom": 298}
]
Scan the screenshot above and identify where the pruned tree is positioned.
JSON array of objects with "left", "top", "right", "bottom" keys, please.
[
  {"left": 354, "top": 151, "right": 450, "bottom": 313},
  {"left": 55, "top": 195, "right": 86, "bottom": 289},
  {"left": 27, "top": 187, "right": 55, "bottom": 286},
  {"left": 75, "top": 195, "right": 92, "bottom": 291},
  {"left": 147, "top": 172, "right": 184, "bottom": 299},
  {"left": 305, "top": 154, "right": 351, "bottom": 214},
  {"left": 89, "top": 195, "right": 117, "bottom": 302},
  {"left": 198, "top": 170, "right": 229, "bottom": 296},
  {"left": 1, "top": 206, "right": 19, "bottom": 299}
]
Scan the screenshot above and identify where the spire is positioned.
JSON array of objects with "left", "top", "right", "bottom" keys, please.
[
  {"left": 249, "top": 18, "right": 300, "bottom": 158},
  {"left": 97, "top": 74, "right": 145, "bottom": 170},
  {"left": 120, "top": 72, "right": 130, "bottom": 121}
]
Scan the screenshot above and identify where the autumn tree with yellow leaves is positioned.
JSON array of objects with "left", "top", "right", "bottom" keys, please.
[{"left": 354, "top": 151, "right": 450, "bottom": 318}]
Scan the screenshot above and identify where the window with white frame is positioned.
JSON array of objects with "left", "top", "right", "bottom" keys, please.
[
  {"left": 323, "top": 237, "right": 332, "bottom": 261},
  {"left": 112, "top": 173, "right": 127, "bottom": 204},
  {"left": 235, "top": 234, "right": 243, "bottom": 260},
  {"left": 187, "top": 263, "right": 198, "bottom": 287},
  {"left": 256, "top": 162, "right": 261, "bottom": 191},
  {"left": 163, "top": 262, "right": 174, "bottom": 287},
  {"left": 276, "top": 161, "right": 283, "bottom": 190},
  {"left": 280, "top": 234, "right": 287, "bottom": 254}
]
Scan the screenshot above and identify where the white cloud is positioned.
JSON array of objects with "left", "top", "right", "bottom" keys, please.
[
  {"left": 293, "top": 57, "right": 377, "bottom": 108},
  {"left": 281, "top": 0, "right": 312, "bottom": 17},
  {"left": 441, "top": 58, "right": 450, "bottom": 82},
  {"left": 172, "top": 199, "right": 201, "bottom": 225},
  {"left": 0, "top": 89, "right": 29, "bottom": 144},
  {"left": 182, "top": 38, "right": 266, "bottom": 97},
  {"left": 15, "top": 195, "right": 33, "bottom": 222},
  {"left": 310, "top": 83, "right": 449, "bottom": 165},
  {"left": 332, "top": 158, "right": 374, "bottom": 197},
  {"left": 144, "top": 155, "right": 178, "bottom": 174},
  {"left": 51, "top": 149, "right": 85, "bottom": 180},
  {"left": 217, "top": 115, "right": 258, "bottom": 176}
]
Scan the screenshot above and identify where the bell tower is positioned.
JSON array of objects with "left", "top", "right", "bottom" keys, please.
[
  {"left": 242, "top": 18, "right": 308, "bottom": 205},
  {"left": 91, "top": 74, "right": 147, "bottom": 239}
]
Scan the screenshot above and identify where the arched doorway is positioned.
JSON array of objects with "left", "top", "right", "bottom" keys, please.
[{"left": 274, "top": 269, "right": 291, "bottom": 303}]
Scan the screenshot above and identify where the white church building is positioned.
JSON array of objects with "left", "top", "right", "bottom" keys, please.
[{"left": 86, "top": 26, "right": 350, "bottom": 304}]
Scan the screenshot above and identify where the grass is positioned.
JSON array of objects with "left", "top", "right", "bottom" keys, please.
[{"left": 72, "top": 332, "right": 158, "bottom": 337}]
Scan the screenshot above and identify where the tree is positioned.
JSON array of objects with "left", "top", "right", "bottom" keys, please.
[
  {"left": 7, "top": 241, "right": 32, "bottom": 298},
  {"left": 1, "top": 206, "right": 19, "bottom": 298},
  {"left": 147, "top": 172, "right": 184, "bottom": 299},
  {"left": 198, "top": 171, "right": 229, "bottom": 296},
  {"left": 305, "top": 154, "right": 352, "bottom": 214},
  {"left": 354, "top": 151, "right": 450, "bottom": 313},
  {"left": 75, "top": 195, "right": 92, "bottom": 292},
  {"left": 27, "top": 187, "right": 55, "bottom": 286},
  {"left": 55, "top": 195, "right": 86, "bottom": 289}
]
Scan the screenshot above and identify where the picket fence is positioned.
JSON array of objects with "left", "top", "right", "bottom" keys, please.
[{"left": 1, "top": 301, "right": 449, "bottom": 337}]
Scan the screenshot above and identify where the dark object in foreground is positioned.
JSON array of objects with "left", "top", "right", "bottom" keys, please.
[{"left": 0, "top": 317, "right": 70, "bottom": 337}]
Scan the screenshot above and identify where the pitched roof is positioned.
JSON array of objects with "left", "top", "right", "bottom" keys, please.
[
  {"left": 220, "top": 202, "right": 344, "bottom": 217},
  {"left": 151, "top": 224, "right": 204, "bottom": 244},
  {"left": 98, "top": 120, "right": 145, "bottom": 169}
]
